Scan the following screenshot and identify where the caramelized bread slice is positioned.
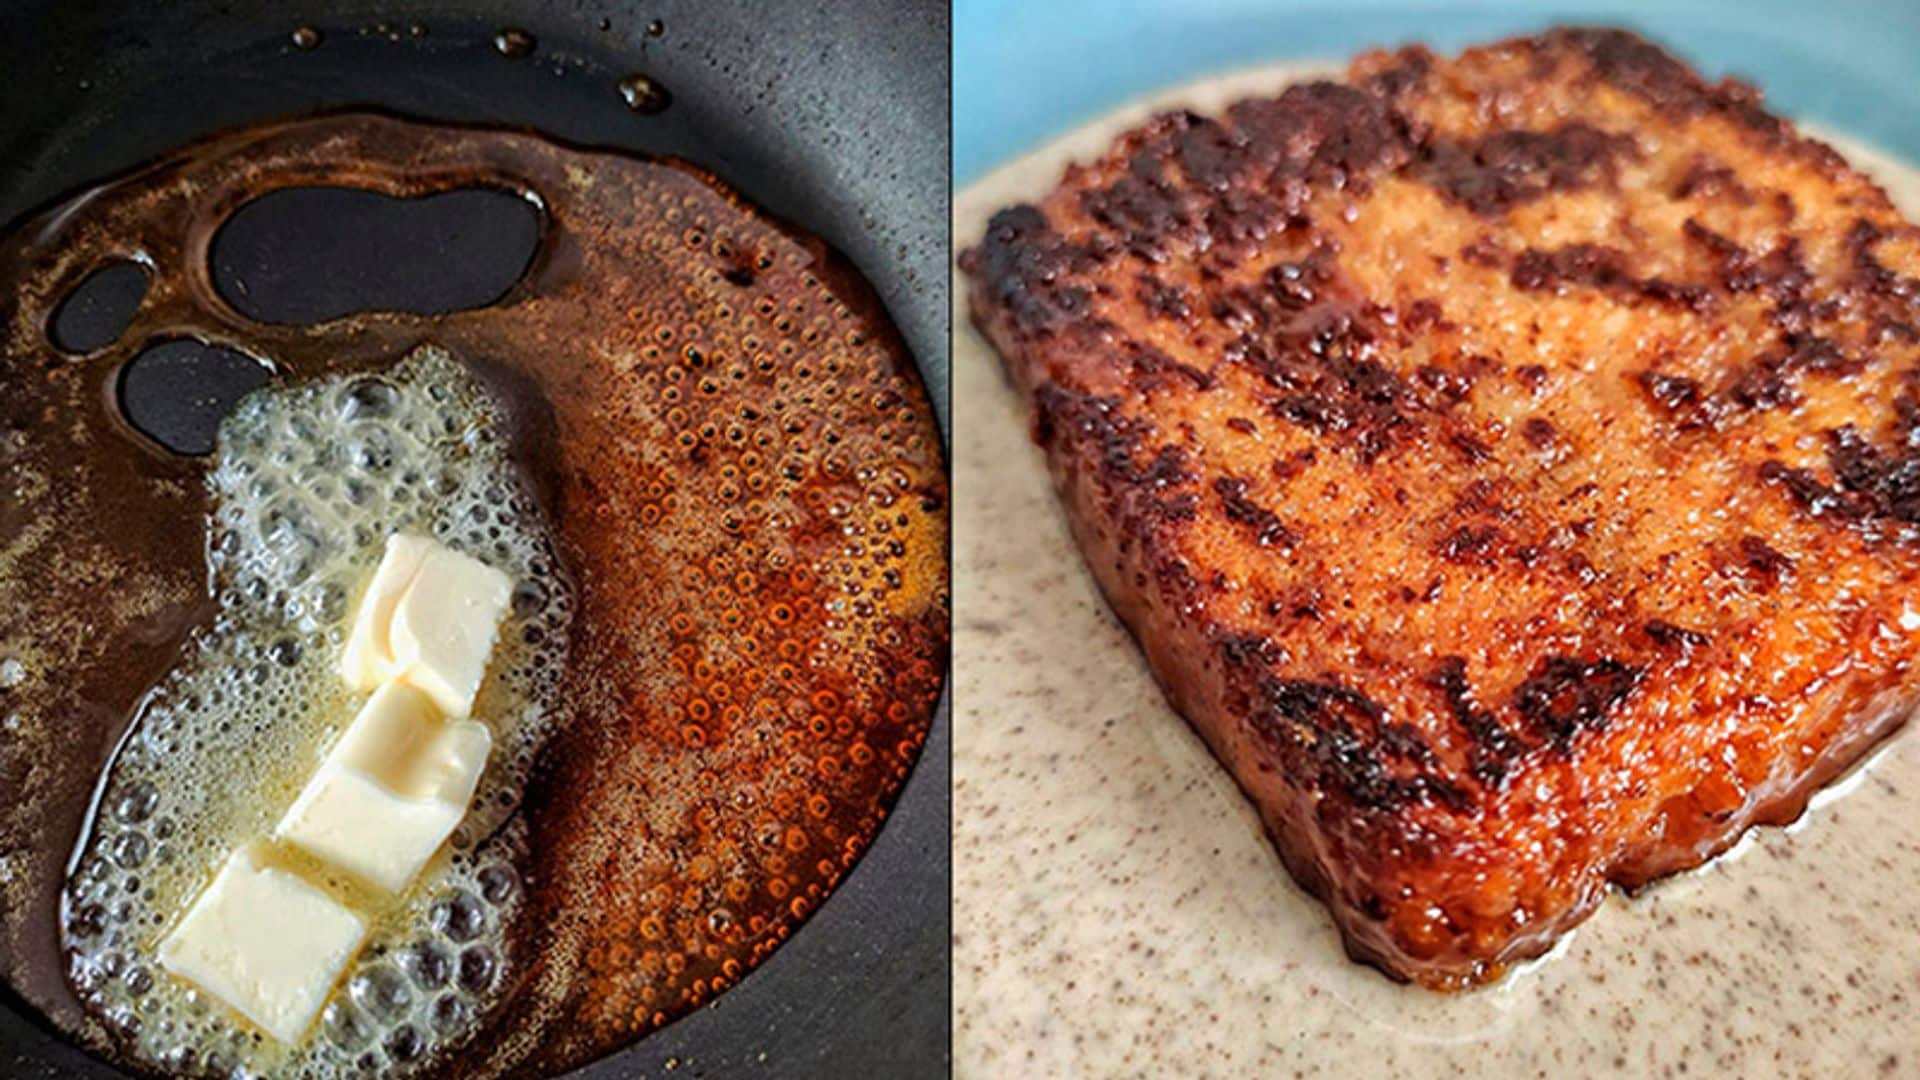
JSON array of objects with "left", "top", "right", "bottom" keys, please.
[{"left": 961, "top": 28, "right": 1920, "bottom": 987}]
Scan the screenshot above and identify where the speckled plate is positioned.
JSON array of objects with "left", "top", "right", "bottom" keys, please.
[{"left": 953, "top": 6, "right": 1920, "bottom": 1076}]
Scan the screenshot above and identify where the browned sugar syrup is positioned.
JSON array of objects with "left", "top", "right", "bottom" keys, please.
[{"left": 0, "top": 112, "right": 948, "bottom": 1078}]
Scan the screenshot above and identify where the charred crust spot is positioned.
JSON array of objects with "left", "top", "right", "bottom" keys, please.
[
  {"left": 1126, "top": 340, "right": 1214, "bottom": 393},
  {"left": 1756, "top": 239, "right": 1814, "bottom": 305},
  {"left": 1077, "top": 147, "right": 1190, "bottom": 263},
  {"left": 1137, "top": 274, "right": 1196, "bottom": 322},
  {"left": 1567, "top": 551, "right": 1600, "bottom": 586},
  {"left": 1253, "top": 677, "right": 1380, "bottom": 737},
  {"left": 1553, "top": 27, "right": 1718, "bottom": 117},
  {"left": 1761, "top": 460, "right": 1854, "bottom": 521},
  {"left": 1759, "top": 414, "right": 1920, "bottom": 540},
  {"left": 1681, "top": 217, "right": 1743, "bottom": 260},
  {"left": 1511, "top": 655, "right": 1641, "bottom": 745},
  {"left": 1724, "top": 355, "right": 1803, "bottom": 413},
  {"left": 1379, "top": 723, "right": 1439, "bottom": 767},
  {"left": 1429, "top": 657, "right": 1525, "bottom": 787},
  {"left": 1403, "top": 297, "right": 1445, "bottom": 330},
  {"left": 1722, "top": 334, "right": 1860, "bottom": 416},
  {"left": 1551, "top": 28, "right": 1843, "bottom": 173},
  {"left": 1218, "top": 632, "right": 1286, "bottom": 669},
  {"left": 1673, "top": 157, "right": 1747, "bottom": 201},
  {"left": 1685, "top": 222, "right": 1816, "bottom": 310},
  {"left": 1449, "top": 430, "right": 1493, "bottom": 463},
  {"left": 1823, "top": 423, "right": 1920, "bottom": 530},
  {"left": 1067, "top": 80, "right": 1420, "bottom": 270},
  {"left": 1152, "top": 552, "right": 1199, "bottom": 593},
  {"left": 1212, "top": 252, "right": 1335, "bottom": 330},
  {"left": 1897, "top": 392, "right": 1920, "bottom": 442},
  {"left": 1511, "top": 543, "right": 1547, "bottom": 568},
  {"left": 1513, "top": 243, "right": 1713, "bottom": 309},
  {"left": 1248, "top": 677, "right": 1469, "bottom": 813},
  {"left": 1173, "top": 112, "right": 1247, "bottom": 194},
  {"left": 1848, "top": 218, "right": 1920, "bottom": 300},
  {"left": 1223, "top": 81, "right": 1416, "bottom": 192},
  {"left": 1734, "top": 532, "right": 1795, "bottom": 585},
  {"left": 1270, "top": 448, "right": 1317, "bottom": 483},
  {"left": 967, "top": 205, "right": 1097, "bottom": 335},
  {"left": 1268, "top": 585, "right": 1323, "bottom": 622},
  {"left": 1644, "top": 619, "right": 1710, "bottom": 651},
  {"left": 1267, "top": 259, "right": 1326, "bottom": 310},
  {"left": 1451, "top": 477, "right": 1511, "bottom": 519},
  {"left": 1226, "top": 298, "right": 1413, "bottom": 461},
  {"left": 1031, "top": 382, "right": 1193, "bottom": 505},
  {"left": 1521, "top": 417, "right": 1558, "bottom": 448},
  {"left": 1638, "top": 278, "right": 1716, "bottom": 311},
  {"left": 1635, "top": 370, "right": 1703, "bottom": 419},
  {"left": 1414, "top": 363, "right": 1476, "bottom": 408},
  {"left": 1513, "top": 243, "right": 1625, "bottom": 291},
  {"left": 1212, "top": 474, "right": 1295, "bottom": 548},
  {"left": 1156, "top": 492, "right": 1198, "bottom": 522},
  {"left": 1420, "top": 123, "right": 1638, "bottom": 216},
  {"left": 1783, "top": 335, "right": 1855, "bottom": 375},
  {"left": 1720, "top": 340, "right": 1850, "bottom": 417},
  {"left": 1436, "top": 524, "right": 1505, "bottom": 565},
  {"left": 1139, "top": 445, "right": 1193, "bottom": 492},
  {"left": 1875, "top": 317, "right": 1919, "bottom": 345},
  {"left": 1641, "top": 337, "right": 1856, "bottom": 430},
  {"left": 1362, "top": 46, "right": 1434, "bottom": 98}
]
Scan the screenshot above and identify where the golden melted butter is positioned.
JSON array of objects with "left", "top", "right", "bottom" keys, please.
[{"left": 64, "top": 348, "right": 567, "bottom": 1075}]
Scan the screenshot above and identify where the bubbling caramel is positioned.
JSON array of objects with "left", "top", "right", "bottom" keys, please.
[{"left": 0, "top": 113, "right": 948, "bottom": 1077}]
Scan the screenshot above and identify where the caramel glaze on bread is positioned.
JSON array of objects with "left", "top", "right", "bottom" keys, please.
[{"left": 963, "top": 28, "right": 1920, "bottom": 987}]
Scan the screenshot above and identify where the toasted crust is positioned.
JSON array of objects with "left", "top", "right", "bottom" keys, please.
[{"left": 962, "top": 27, "right": 1920, "bottom": 987}]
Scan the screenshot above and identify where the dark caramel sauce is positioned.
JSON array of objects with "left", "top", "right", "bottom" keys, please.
[{"left": 0, "top": 112, "right": 947, "bottom": 1077}]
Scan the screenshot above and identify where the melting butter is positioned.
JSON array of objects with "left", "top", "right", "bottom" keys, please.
[
  {"left": 341, "top": 533, "right": 513, "bottom": 719},
  {"left": 63, "top": 346, "right": 572, "bottom": 1078}
]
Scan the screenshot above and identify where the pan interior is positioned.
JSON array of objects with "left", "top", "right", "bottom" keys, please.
[{"left": 0, "top": 4, "right": 949, "bottom": 1078}]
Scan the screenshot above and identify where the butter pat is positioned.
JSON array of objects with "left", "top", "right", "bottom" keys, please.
[
  {"left": 276, "top": 681, "right": 492, "bottom": 893},
  {"left": 157, "top": 844, "right": 366, "bottom": 1043},
  {"left": 339, "top": 534, "right": 434, "bottom": 692},
  {"left": 340, "top": 533, "right": 512, "bottom": 718}
]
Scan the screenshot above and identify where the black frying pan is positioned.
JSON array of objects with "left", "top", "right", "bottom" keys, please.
[{"left": 0, "top": 2, "right": 949, "bottom": 1077}]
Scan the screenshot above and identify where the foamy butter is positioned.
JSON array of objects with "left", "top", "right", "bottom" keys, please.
[{"left": 62, "top": 346, "right": 573, "bottom": 1077}]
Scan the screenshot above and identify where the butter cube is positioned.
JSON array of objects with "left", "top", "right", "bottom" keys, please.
[
  {"left": 276, "top": 681, "right": 492, "bottom": 893},
  {"left": 339, "top": 534, "right": 434, "bottom": 692},
  {"left": 158, "top": 844, "right": 366, "bottom": 1044},
  {"left": 340, "top": 534, "right": 511, "bottom": 718},
  {"left": 386, "top": 544, "right": 513, "bottom": 719}
]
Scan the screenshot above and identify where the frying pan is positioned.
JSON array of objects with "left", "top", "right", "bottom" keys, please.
[{"left": 0, "top": 1, "right": 949, "bottom": 1076}]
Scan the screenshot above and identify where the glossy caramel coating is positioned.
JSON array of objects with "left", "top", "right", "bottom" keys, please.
[{"left": 963, "top": 28, "right": 1920, "bottom": 987}]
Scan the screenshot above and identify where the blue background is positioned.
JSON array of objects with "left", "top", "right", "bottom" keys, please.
[{"left": 954, "top": 0, "right": 1920, "bottom": 184}]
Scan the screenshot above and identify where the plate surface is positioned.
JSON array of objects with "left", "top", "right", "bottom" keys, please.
[{"left": 953, "top": 15, "right": 1920, "bottom": 1077}]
